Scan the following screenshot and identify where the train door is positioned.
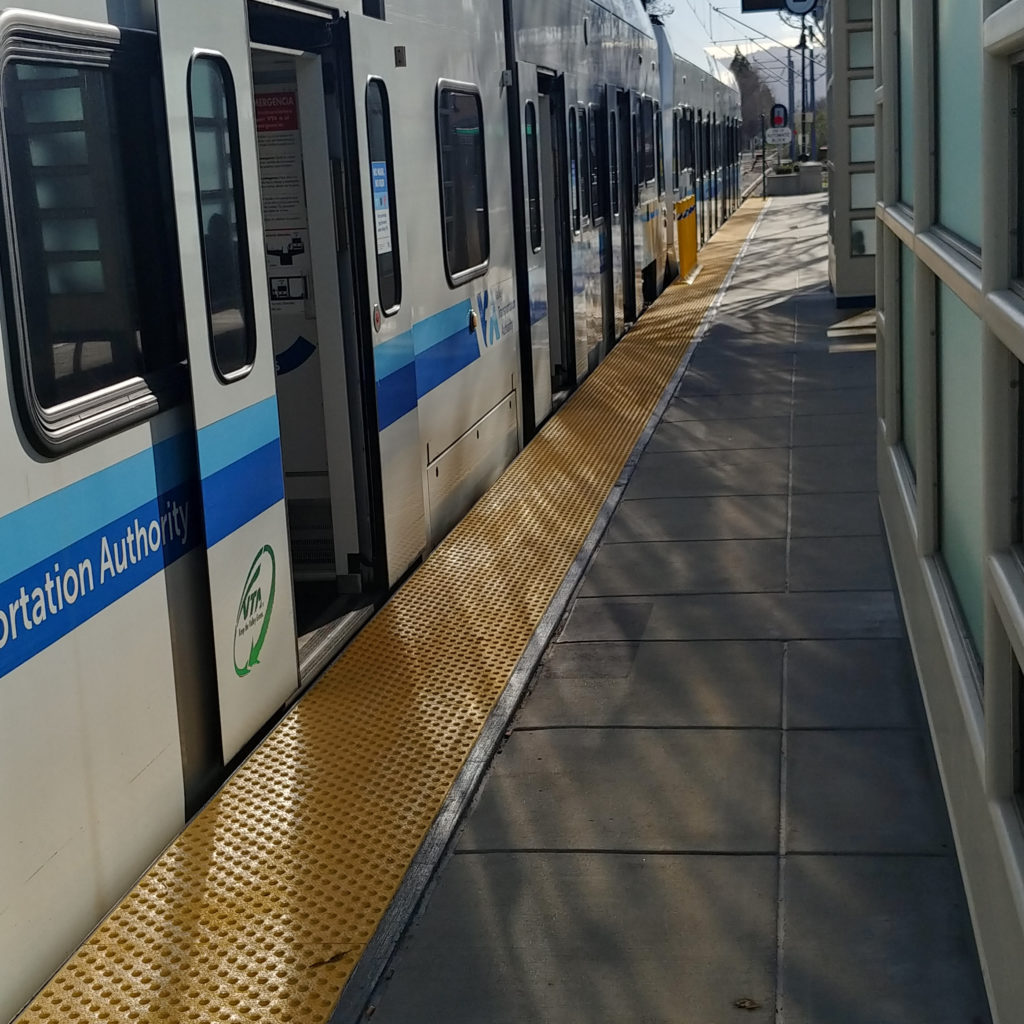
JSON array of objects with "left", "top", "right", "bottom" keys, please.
[
  {"left": 537, "top": 72, "right": 575, "bottom": 396},
  {"left": 617, "top": 89, "right": 636, "bottom": 325},
  {"left": 696, "top": 109, "right": 705, "bottom": 247},
  {"left": 518, "top": 63, "right": 552, "bottom": 426},
  {"left": 155, "top": 0, "right": 299, "bottom": 761},
  {"left": 245, "top": 6, "right": 374, "bottom": 658}
]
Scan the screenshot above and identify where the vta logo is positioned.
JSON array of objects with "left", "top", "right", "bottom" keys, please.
[
  {"left": 475, "top": 290, "right": 501, "bottom": 348},
  {"left": 233, "top": 544, "right": 276, "bottom": 677}
]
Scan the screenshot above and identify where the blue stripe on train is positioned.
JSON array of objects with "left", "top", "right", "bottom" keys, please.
[
  {"left": 373, "top": 301, "right": 483, "bottom": 430},
  {"left": 200, "top": 438, "right": 285, "bottom": 548},
  {"left": 0, "top": 477, "right": 198, "bottom": 678},
  {"left": 0, "top": 432, "right": 194, "bottom": 584}
]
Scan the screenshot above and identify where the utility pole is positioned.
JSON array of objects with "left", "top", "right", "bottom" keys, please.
[
  {"left": 809, "top": 40, "right": 817, "bottom": 159},
  {"left": 799, "top": 16, "right": 807, "bottom": 159},
  {"left": 787, "top": 50, "right": 796, "bottom": 164},
  {"left": 761, "top": 113, "right": 767, "bottom": 198}
]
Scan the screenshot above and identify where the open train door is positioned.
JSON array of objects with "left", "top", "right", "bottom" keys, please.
[
  {"left": 156, "top": 0, "right": 299, "bottom": 761},
  {"left": 517, "top": 62, "right": 552, "bottom": 427}
]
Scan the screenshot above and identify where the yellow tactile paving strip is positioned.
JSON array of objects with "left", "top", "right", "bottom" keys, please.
[{"left": 16, "top": 199, "right": 762, "bottom": 1024}]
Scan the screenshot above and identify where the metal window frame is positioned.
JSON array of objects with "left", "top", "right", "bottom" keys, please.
[{"left": 0, "top": 10, "right": 185, "bottom": 455}]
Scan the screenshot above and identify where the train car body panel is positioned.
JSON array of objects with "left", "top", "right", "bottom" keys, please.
[
  {"left": 155, "top": 0, "right": 301, "bottom": 761},
  {"left": 0, "top": 1, "right": 741, "bottom": 1017}
]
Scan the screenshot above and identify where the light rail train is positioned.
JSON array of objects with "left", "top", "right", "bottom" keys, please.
[{"left": 0, "top": 0, "right": 740, "bottom": 1016}]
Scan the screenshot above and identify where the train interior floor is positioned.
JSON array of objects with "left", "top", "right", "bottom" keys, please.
[
  {"left": 366, "top": 195, "right": 992, "bottom": 1023},
  {"left": 14, "top": 196, "right": 991, "bottom": 1024}
]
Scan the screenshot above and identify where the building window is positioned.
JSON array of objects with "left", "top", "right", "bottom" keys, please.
[
  {"left": 366, "top": 79, "right": 401, "bottom": 314},
  {"left": 937, "top": 282, "right": 984, "bottom": 654},
  {"left": 850, "top": 218, "right": 876, "bottom": 256},
  {"left": 850, "top": 125, "right": 875, "bottom": 163},
  {"left": 900, "top": 245, "right": 917, "bottom": 476},
  {"left": 935, "top": 0, "right": 981, "bottom": 250},
  {"left": 898, "top": 0, "right": 914, "bottom": 206},
  {"left": 0, "top": 36, "right": 184, "bottom": 448},
  {"left": 849, "top": 77, "right": 873, "bottom": 118},
  {"left": 524, "top": 100, "right": 541, "bottom": 251},
  {"left": 190, "top": 57, "right": 255, "bottom": 380},
  {"left": 436, "top": 84, "right": 489, "bottom": 284},
  {"left": 850, "top": 172, "right": 875, "bottom": 211},
  {"left": 849, "top": 30, "right": 873, "bottom": 69}
]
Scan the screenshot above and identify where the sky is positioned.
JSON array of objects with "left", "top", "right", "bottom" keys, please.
[{"left": 664, "top": 2, "right": 807, "bottom": 55}]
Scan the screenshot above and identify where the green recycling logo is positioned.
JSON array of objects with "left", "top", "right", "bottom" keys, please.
[{"left": 233, "top": 544, "right": 276, "bottom": 677}]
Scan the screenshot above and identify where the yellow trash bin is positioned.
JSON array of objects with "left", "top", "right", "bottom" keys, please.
[{"left": 675, "top": 195, "right": 698, "bottom": 279}]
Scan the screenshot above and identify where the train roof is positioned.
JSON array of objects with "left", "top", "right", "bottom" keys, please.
[
  {"left": 656, "top": 18, "right": 739, "bottom": 92},
  {"left": 595, "top": 0, "right": 656, "bottom": 35}
]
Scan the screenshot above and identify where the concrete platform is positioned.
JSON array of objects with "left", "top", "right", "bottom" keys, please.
[{"left": 367, "top": 195, "right": 991, "bottom": 1023}]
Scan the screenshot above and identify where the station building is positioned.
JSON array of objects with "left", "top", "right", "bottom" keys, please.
[{"left": 871, "top": 1, "right": 1024, "bottom": 1019}]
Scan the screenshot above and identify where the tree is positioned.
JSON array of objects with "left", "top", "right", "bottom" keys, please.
[{"left": 730, "top": 48, "right": 777, "bottom": 149}]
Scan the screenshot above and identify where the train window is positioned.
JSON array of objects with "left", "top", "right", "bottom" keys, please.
[
  {"left": 655, "top": 102, "right": 664, "bottom": 195},
  {"left": 672, "top": 110, "right": 680, "bottom": 190},
  {"left": 366, "top": 78, "right": 401, "bottom": 313},
  {"left": 579, "top": 107, "right": 591, "bottom": 222},
  {"left": 524, "top": 101, "right": 541, "bottom": 252},
  {"left": 588, "top": 104, "right": 602, "bottom": 223},
  {"left": 610, "top": 111, "right": 619, "bottom": 216},
  {"left": 640, "top": 97, "right": 655, "bottom": 184},
  {"left": 568, "top": 106, "right": 580, "bottom": 231},
  {"left": 189, "top": 57, "right": 255, "bottom": 380},
  {"left": 0, "top": 32, "right": 185, "bottom": 448},
  {"left": 437, "top": 84, "right": 489, "bottom": 284}
]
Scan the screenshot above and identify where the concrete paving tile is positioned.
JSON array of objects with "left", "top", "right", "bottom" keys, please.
[
  {"left": 541, "top": 641, "right": 640, "bottom": 677},
  {"left": 790, "top": 493, "right": 880, "bottom": 537},
  {"left": 785, "top": 731, "right": 951, "bottom": 853},
  {"left": 371, "top": 854, "right": 778, "bottom": 1024},
  {"left": 788, "top": 536, "right": 892, "bottom": 591},
  {"left": 580, "top": 539, "right": 786, "bottom": 596},
  {"left": 780, "top": 856, "right": 991, "bottom": 1024},
  {"left": 646, "top": 417, "right": 792, "bottom": 452},
  {"left": 459, "top": 729, "right": 780, "bottom": 852},
  {"left": 665, "top": 392, "right": 793, "bottom": 421},
  {"left": 792, "top": 413, "right": 876, "bottom": 447},
  {"left": 786, "top": 639, "right": 919, "bottom": 728},
  {"left": 677, "top": 364, "right": 794, "bottom": 396},
  {"left": 606, "top": 496, "right": 789, "bottom": 542},
  {"left": 791, "top": 444, "right": 877, "bottom": 493},
  {"left": 626, "top": 449, "right": 790, "bottom": 498},
  {"left": 518, "top": 641, "right": 783, "bottom": 728},
  {"left": 561, "top": 592, "right": 902, "bottom": 642},
  {"left": 791, "top": 387, "right": 875, "bottom": 417},
  {"left": 793, "top": 352, "right": 875, "bottom": 391}
]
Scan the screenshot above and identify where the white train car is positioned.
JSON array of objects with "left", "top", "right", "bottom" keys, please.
[
  {"left": 654, "top": 20, "right": 743, "bottom": 274},
  {"left": 0, "top": 0, "right": 740, "bottom": 1017}
]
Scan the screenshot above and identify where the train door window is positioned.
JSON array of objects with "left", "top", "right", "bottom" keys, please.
[
  {"left": 366, "top": 78, "right": 401, "bottom": 313},
  {"left": 524, "top": 100, "right": 541, "bottom": 251},
  {"left": 655, "top": 102, "right": 664, "bottom": 195},
  {"left": 588, "top": 104, "right": 602, "bottom": 223},
  {"left": 0, "top": 31, "right": 184, "bottom": 449},
  {"left": 640, "top": 96, "right": 655, "bottom": 184},
  {"left": 436, "top": 84, "right": 489, "bottom": 284},
  {"left": 610, "top": 110, "right": 619, "bottom": 216},
  {"left": 189, "top": 56, "right": 255, "bottom": 380},
  {"left": 578, "top": 106, "right": 590, "bottom": 222},
  {"left": 568, "top": 106, "right": 580, "bottom": 231},
  {"left": 672, "top": 109, "right": 680, "bottom": 190}
]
